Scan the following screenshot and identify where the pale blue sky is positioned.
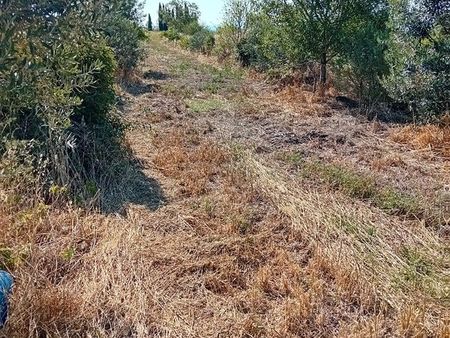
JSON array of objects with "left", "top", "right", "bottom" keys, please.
[{"left": 143, "top": 1, "right": 225, "bottom": 28}]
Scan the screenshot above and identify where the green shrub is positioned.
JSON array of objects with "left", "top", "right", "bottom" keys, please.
[
  {"left": 189, "top": 29, "right": 215, "bottom": 55},
  {"left": 383, "top": 0, "right": 449, "bottom": 121},
  {"left": 180, "top": 35, "right": 191, "bottom": 49},
  {"left": 215, "top": 13, "right": 291, "bottom": 70},
  {"left": 74, "top": 40, "right": 117, "bottom": 125},
  {"left": 183, "top": 21, "right": 203, "bottom": 35},
  {"left": 103, "top": 17, "right": 146, "bottom": 73},
  {"left": 337, "top": 16, "right": 389, "bottom": 112},
  {"left": 213, "top": 25, "right": 236, "bottom": 62},
  {"left": 0, "top": 140, "right": 43, "bottom": 207},
  {"left": 0, "top": 0, "right": 141, "bottom": 207},
  {"left": 163, "top": 27, "right": 181, "bottom": 41}
]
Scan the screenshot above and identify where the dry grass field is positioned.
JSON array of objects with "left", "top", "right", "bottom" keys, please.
[{"left": 1, "top": 33, "right": 448, "bottom": 337}]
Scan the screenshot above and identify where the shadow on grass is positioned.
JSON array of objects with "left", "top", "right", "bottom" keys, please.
[
  {"left": 100, "top": 157, "right": 166, "bottom": 214},
  {"left": 143, "top": 70, "right": 169, "bottom": 80},
  {"left": 91, "top": 74, "right": 167, "bottom": 213},
  {"left": 66, "top": 117, "right": 166, "bottom": 215},
  {"left": 119, "top": 81, "right": 159, "bottom": 97},
  {"left": 101, "top": 150, "right": 166, "bottom": 214},
  {"left": 79, "top": 126, "right": 165, "bottom": 214},
  {"left": 330, "top": 97, "right": 413, "bottom": 124}
]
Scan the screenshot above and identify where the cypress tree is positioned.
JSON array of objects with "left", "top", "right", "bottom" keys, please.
[
  {"left": 162, "top": 4, "right": 168, "bottom": 31},
  {"left": 147, "top": 14, "right": 153, "bottom": 31},
  {"left": 158, "top": 3, "right": 163, "bottom": 31},
  {"left": 184, "top": 3, "right": 189, "bottom": 21},
  {"left": 175, "top": 4, "right": 181, "bottom": 20},
  {"left": 184, "top": 3, "right": 188, "bottom": 14}
]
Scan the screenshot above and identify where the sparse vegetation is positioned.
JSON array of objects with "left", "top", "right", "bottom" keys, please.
[
  {"left": 215, "top": 0, "right": 448, "bottom": 119},
  {"left": 298, "top": 160, "right": 423, "bottom": 217}
]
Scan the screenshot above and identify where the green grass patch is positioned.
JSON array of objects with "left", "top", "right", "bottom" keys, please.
[
  {"left": 401, "top": 247, "right": 434, "bottom": 278},
  {"left": 200, "top": 67, "right": 243, "bottom": 94},
  {"left": 332, "top": 215, "right": 379, "bottom": 237},
  {"left": 277, "top": 151, "right": 304, "bottom": 168},
  {"left": 170, "top": 59, "right": 242, "bottom": 95},
  {"left": 292, "top": 159, "right": 423, "bottom": 218},
  {"left": 185, "top": 98, "right": 227, "bottom": 113},
  {"left": 335, "top": 215, "right": 359, "bottom": 234},
  {"left": 392, "top": 246, "right": 442, "bottom": 298},
  {"left": 0, "top": 246, "right": 29, "bottom": 270},
  {"left": 171, "top": 60, "right": 195, "bottom": 77},
  {"left": 200, "top": 78, "right": 223, "bottom": 94},
  {"left": 373, "top": 189, "right": 422, "bottom": 217},
  {"left": 161, "top": 83, "right": 193, "bottom": 99},
  {"left": 198, "top": 63, "right": 243, "bottom": 80},
  {"left": 302, "top": 162, "right": 377, "bottom": 199}
]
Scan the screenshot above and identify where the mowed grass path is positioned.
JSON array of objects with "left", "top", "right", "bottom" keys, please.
[
  {"left": 2, "top": 33, "right": 447, "bottom": 337},
  {"left": 138, "top": 33, "right": 448, "bottom": 335}
]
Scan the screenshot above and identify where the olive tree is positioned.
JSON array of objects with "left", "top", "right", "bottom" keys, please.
[
  {"left": 277, "top": 0, "right": 386, "bottom": 86},
  {"left": 223, "top": 0, "right": 259, "bottom": 45},
  {"left": 0, "top": 0, "right": 144, "bottom": 203},
  {"left": 383, "top": 0, "right": 450, "bottom": 121}
]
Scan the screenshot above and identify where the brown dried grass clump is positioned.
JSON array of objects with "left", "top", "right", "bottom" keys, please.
[
  {"left": 277, "top": 86, "right": 315, "bottom": 105},
  {"left": 3, "top": 132, "right": 441, "bottom": 337},
  {"left": 242, "top": 153, "right": 446, "bottom": 334},
  {"left": 1, "top": 208, "right": 108, "bottom": 337},
  {"left": 268, "top": 85, "right": 334, "bottom": 117},
  {"left": 153, "top": 128, "right": 229, "bottom": 196},
  {"left": 0, "top": 136, "right": 407, "bottom": 337},
  {"left": 390, "top": 125, "right": 443, "bottom": 150},
  {"left": 372, "top": 154, "right": 406, "bottom": 171}
]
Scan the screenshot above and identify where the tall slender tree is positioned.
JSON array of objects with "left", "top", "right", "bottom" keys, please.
[
  {"left": 223, "top": 0, "right": 256, "bottom": 46},
  {"left": 156, "top": 1, "right": 201, "bottom": 33},
  {"left": 147, "top": 14, "right": 153, "bottom": 31},
  {"left": 158, "top": 3, "right": 163, "bottom": 30},
  {"left": 158, "top": 3, "right": 169, "bottom": 31}
]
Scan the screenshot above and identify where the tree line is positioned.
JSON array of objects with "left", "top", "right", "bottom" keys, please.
[
  {"left": 153, "top": 1, "right": 216, "bottom": 55},
  {"left": 157, "top": 1, "right": 200, "bottom": 33},
  {"left": 151, "top": 0, "right": 449, "bottom": 121}
]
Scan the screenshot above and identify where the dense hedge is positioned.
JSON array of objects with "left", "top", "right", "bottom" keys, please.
[{"left": 0, "top": 0, "right": 145, "bottom": 207}]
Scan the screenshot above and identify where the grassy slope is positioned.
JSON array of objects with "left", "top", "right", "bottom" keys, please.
[{"left": 1, "top": 33, "right": 447, "bottom": 338}]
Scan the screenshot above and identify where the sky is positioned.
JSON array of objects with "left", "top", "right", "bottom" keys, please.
[{"left": 143, "top": 1, "right": 226, "bottom": 28}]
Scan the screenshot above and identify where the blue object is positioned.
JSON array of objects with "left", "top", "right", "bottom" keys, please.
[{"left": 0, "top": 271, "right": 13, "bottom": 328}]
